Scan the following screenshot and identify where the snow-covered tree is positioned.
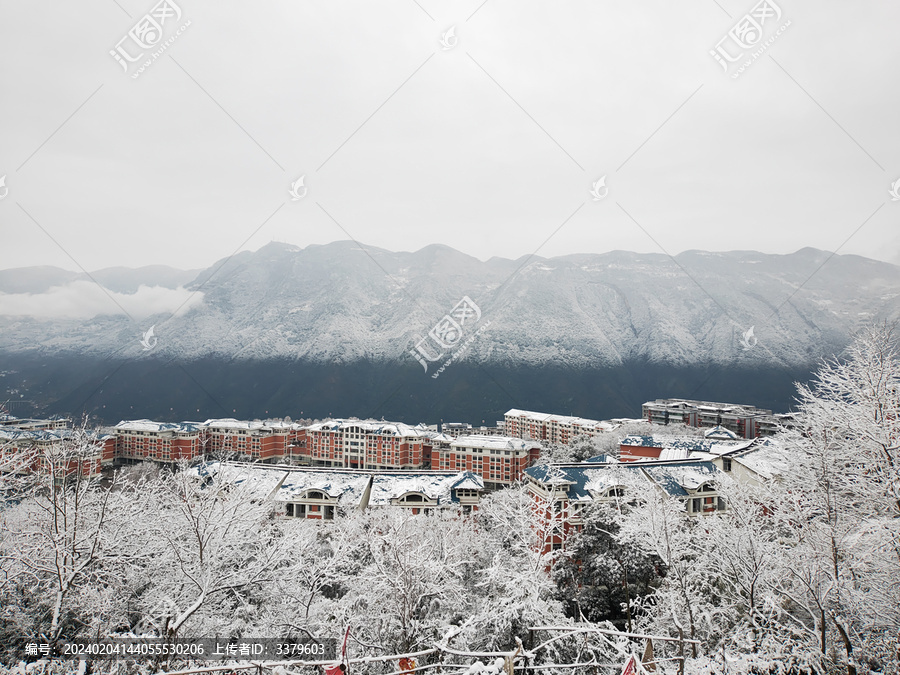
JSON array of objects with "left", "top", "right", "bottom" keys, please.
[
  {"left": 772, "top": 323, "right": 900, "bottom": 674},
  {"left": 133, "top": 463, "right": 289, "bottom": 639},
  {"left": 552, "top": 501, "right": 661, "bottom": 631},
  {"left": 0, "top": 429, "right": 149, "bottom": 652}
]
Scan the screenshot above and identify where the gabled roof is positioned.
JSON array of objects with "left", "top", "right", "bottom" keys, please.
[
  {"left": 730, "top": 438, "right": 791, "bottom": 480},
  {"left": 704, "top": 425, "right": 740, "bottom": 440},
  {"left": 639, "top": 462, "right": 719, "bottom": 496},
  {"left": 190, "top": 462, "right": 483, "bottom": 508},
  {"left": 525, "top": 464, "right": 642, "bottom": 501},
  {"left": 526, "top": 459, "right": 723, "bottom": 500}
]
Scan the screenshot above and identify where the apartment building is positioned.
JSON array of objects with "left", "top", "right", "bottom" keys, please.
[
  {"left": 0, "top": 427, "right": 113, "bottom": 478},
  {"left": 504, "top": 409, "right": 614, "bottom": 446},
  {"left": 524, "top": 459, "right": 726, "bottom": 553},
  {"left": 641, "top": 399, "right": 790, "bottom": 439},
  {"left": 296, "top": 419, "right": 431, "bottom": 470},
  {"left": 113, "top": 420, "right": 204, "bottom": 463},
  {"left": 431, "top": 434, "right": 542, "bottom": 489},
  {"left": 201, "top": 418, "right": 298, "bottom": 462}
]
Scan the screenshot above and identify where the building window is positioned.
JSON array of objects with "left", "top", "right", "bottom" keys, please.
[
  {"left": 286, "top": 503, "right": 294, "bottom": 516},
  {"left": 722, "top": 458, "right": 732, "bottom": 472}
]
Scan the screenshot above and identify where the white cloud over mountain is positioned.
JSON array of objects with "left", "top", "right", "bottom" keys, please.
[{"left": 0, "top": 281, "right": 204, "bottom": 321}]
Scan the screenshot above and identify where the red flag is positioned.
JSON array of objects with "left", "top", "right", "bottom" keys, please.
[
  {"left": 324, "top": 666, "right": 345, "bottom": 675},
  {"left": 620, "top": 655, "right": 637, "bottom": 675}
]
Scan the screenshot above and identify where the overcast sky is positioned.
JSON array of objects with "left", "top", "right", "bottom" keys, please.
[{"left": 1, "top": 0, "right": 899, "bottom": 274}]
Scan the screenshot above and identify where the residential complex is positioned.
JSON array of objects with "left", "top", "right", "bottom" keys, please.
[
  {"left": 504, "top": 409, "right": 616, "bottom": 445},
  {"left": 113, "top": 418, "right": 304, "bottom": 464},
  {"left": 524, "top": 436, "right": 787, "bottom": 553},
  {"left": 0, "top": 427, "right": 114, "bottom": 478},
  {"left": 2, "top": 396, "right": 790, "bottom": 503},
  {"left": 641, "top": 398, "right": 793, "bottom": 438},
  {"left": 525, "top": 460, "right": 724, "bottom": 553},
  {"left": 297, "top": 419, "right": 431, "bottom": 470},
  {"left": 618, "top": 425, "right": 754, "bottom": 461},
  {"left": 432, "top": 434, "right": 541, "bottom": 489},
  {"left": 203, "top": 461, "right": 485, "bottom": 519}
]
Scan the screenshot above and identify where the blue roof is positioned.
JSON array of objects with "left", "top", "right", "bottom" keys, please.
[
  {"left": 632, "top": 461, "right": 719, "bottom": 497},
  {"left": 525, "top": 464, "right": 642, "bottom": 500},
  {"left": 526, "top": 460, "right": 722, "bottom": 499}
]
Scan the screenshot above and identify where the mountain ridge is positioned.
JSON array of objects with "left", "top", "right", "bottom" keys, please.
[{"left": 1, "top": 242, "right": 898, "bottom": 370}]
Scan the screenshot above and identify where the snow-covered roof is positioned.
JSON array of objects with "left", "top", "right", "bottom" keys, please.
[
  {"left": 304, "top": 419, "right": 427, "bottom": 438},
  {"left": 526, "top": 460, "right": 722, "bottom": 500},
  {"left": 190, "top": 462, "right": 483, "bottom": 508},
  {"left": 527, "top": 463, "right": 641, "bottom": 501},
  {"left": 451, "top": 435, "right": 541, "bottom": 451},
  {"left": 621, "top": 434, "right": 754, "bottom": 456},
  {"left": 0, "top": 428, "right": 110, "bottom": 444},
  {"left": 504, "top": 409, "right": 614, "bottom": 432},
  {"left": 365, "top": 471, "right": 484, "bottom": 505},
  {"left": 730, "top": 439, "right": 791, "bottom": 480},
  {"left": 639, "top": 462, "right": 719, "bottom": 496},
  {"left": 659, "top": 447, "right": 690, "bottom": 461},
  {"left": 643, "top": 399, "right": 772, "bottom": 416},
  {"left": 201, "top": 418, "right": 291, "bottom": 432},
  {"left": 703, "top": 425, "right": 740, "bottom": 440},
  {"left": 115, "top": 419, "right": 199, "bottom": 434}
]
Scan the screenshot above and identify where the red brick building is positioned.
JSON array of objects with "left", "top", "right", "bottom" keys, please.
[
  {"left": 0, "top": 427, "right": 110, "bottom": 478},
  {"left": 113, "top": 420, "right": 204, "bottom": 463},
  {"left": 200, "top": 418, "right": 293, "bottom": 462},
  {"left": 296, "top": 419, "right": 430, "bottom": 470},
  {"left": 432, "top": 434, "right": 542, "bottom": 489},
  {"left": 504, "top": 409, "right": 614, "bottom": 446}
]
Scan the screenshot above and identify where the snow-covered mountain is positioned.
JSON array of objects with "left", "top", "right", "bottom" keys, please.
[{"left": 2, "top": 241, "right": 899, "bottom": 368}]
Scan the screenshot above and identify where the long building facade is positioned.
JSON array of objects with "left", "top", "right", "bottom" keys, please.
[
  {"left": 641, "top": 399, "right": 792, "bottom": 438},
  {"left": 296, "top": 419, "right": 431, "bottom": 470},
  {"left": 504, "top": 409, "right": 615, "bottom": 445}
]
